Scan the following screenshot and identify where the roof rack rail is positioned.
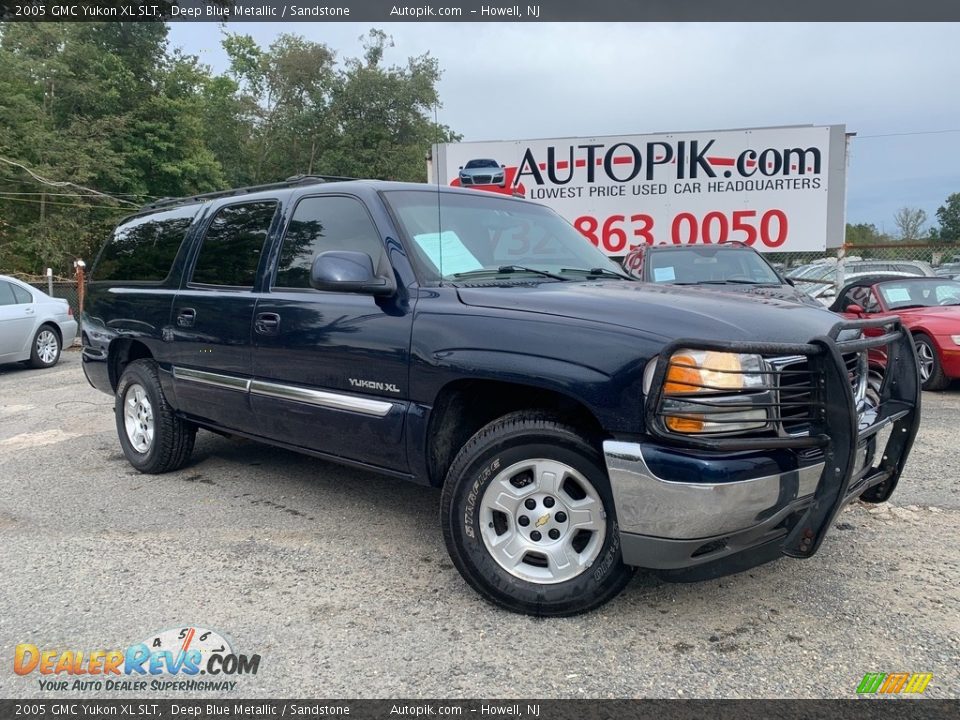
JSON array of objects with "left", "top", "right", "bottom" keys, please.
[
  {"left": 138, "top": 174, "right": 360, "bottom": 212},
  {"left": 284, "top": 174, "right": 359, "bottom": 184}
]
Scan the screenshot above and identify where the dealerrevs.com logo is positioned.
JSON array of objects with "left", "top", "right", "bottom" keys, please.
[{"left": 14, "top": 626, "right": 260, "bottom": 692}]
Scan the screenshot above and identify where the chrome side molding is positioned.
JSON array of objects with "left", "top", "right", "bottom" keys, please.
[{"left": 172, "top": 366, "right": 393, "bottom": 417}]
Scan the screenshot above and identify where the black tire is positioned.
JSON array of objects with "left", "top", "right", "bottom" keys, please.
[
  {"left": 115, "top": 359, "right": 196, "bottom": 473},
  {"left": 440, "top": 411, "right": 635, "bottom": 616},
  {"left": 914, "top": 332, "right": 949, "bottom": 391},
  {"left": 28, "top": 324, "right": 61, "bottom": 368}
]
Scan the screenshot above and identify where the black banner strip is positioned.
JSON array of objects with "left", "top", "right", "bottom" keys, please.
[
  {"left": 2, "top": 0, "right": 960, "bottom": 22},
  {"left": 0, "top": 700, "right": 958, "bottom": 720}
]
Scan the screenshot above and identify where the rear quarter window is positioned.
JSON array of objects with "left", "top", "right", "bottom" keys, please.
[{"left": 93, "top": 205, "right": 199, "bottom": 282}]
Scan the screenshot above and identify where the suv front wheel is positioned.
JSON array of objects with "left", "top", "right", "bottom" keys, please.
[
  {"left": 440, "top": 411, "right": 634, "bottom": 616},
  {"left": 115, "top": 359, "right": 196, "bottom": 473}
]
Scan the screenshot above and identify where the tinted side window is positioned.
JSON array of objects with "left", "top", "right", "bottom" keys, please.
[
  {"left": 192, "top": 202, "right": 277, "bottom": 287},
  {"left": 94, "top": 205, "right": 198, "bottom": 282},
  {"left": 275, "top": 196, "right": 385, "bottom": 289},
  {"left": 11, "top": 284, "right": 33, "bottom": 304},
  {"left": 0, "top": 281, "right": 16, "bottom": 306}
]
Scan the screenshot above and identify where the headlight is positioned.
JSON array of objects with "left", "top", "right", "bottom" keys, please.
[
  {"left": 952, "top": 335, "right": 960, "bottom": 346},
  {"left": 646, "top": 350, "right": 769, "bottom": 434}
]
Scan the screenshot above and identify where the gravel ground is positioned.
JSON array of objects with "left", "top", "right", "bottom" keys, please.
[{"left": 1, "top": 350, "right": 958, "bottom": 699}]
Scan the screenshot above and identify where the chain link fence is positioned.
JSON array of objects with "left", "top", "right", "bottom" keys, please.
[{"left": 770, "top": 243, "right": 960, "bottom": 271}]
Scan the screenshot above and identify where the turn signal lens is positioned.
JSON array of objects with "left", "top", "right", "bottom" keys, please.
[
  {"left": 664, "top": 354, "right": 703, "bottom": 394},
  {"left": 665, "top": 414, "right": 705, "bottom": 432}
]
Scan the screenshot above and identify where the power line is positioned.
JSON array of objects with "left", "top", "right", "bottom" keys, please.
[
  {"left": 0, "top": 190, "right": 155, "bottom": 199},
  {"left": 855, "top": 128, "right": 960, "bottom": 139},
  {"left": 0, "top": 156, "right": 139, "bottom": 207},
  {"left": 0, "top": 194, "right": 131, "bottom": 211}
]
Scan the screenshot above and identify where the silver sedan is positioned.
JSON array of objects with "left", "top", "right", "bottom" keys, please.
[{"left": 0, "top": 274, "right": 78, "bottom": 368}]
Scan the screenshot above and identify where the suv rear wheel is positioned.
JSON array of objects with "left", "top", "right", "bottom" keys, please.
[
  {"left": 440, "top": 411, "right": 634, "bottom": 616},
  {"left": 115, "top": 359, "right": 196, "bottom": 473}
]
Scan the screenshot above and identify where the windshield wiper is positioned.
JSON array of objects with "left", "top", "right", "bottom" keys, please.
[
  {"left": 559, "top": 267, "right": 632, "bottom": 280},
  {"left": 674, "top": 279, "right": 777, "bottom": 286},
  {"left": 453, "top": 265, "right": 568, "bottom": 281}
]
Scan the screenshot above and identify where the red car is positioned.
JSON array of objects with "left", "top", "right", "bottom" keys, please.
[{"left": 831, "top": 276, "right": 960, "bottom": 390}]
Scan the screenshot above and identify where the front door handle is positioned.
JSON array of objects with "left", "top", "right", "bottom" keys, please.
[
  {"left": 177, "top": 308, "right": 196, "bottom": 328},
  {"left": 255, "top": 312, "right": 281, "bottom": 336}
]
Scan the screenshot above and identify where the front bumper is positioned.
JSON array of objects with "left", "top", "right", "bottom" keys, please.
[{"left": 604, "top": 316, "right": 920, "bottom": 572}]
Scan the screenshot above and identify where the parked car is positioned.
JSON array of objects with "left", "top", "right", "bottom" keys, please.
[
  {"left": 0, "top": 274, "right": 77, "bottom": 368},
  {"left": 845, "top": 260, "right": 935, "bottom": 277},
  {"left": 622, "top": 242, "right": 821, "bottom": 306},
  {"left": 830, "top": 276, "right": 960, "bottom": 390},
  {"left": 790, "top": 260, "right": 934, "bottom": 303},
  {"left": 82, "top": 177, "right": 920, "bottom": 616},
  {"left": 457, "top": 158, "right": 506, "bottom": 187},
  {"left": 803, "top": 270, "right": 915, "bottom": 306},
  {"left": 934, "top": 262, "right": 960, "bottom": 279}
]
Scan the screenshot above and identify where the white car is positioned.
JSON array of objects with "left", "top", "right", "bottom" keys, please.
[{"left": 0, "top": 274, "right": 78, "bottom": 368}]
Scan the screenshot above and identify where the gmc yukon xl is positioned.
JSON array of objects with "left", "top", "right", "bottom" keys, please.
[{"left": 82, "top": 178, "right": 921, "bottom": 616}]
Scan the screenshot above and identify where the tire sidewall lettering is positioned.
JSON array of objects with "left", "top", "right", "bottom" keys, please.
[
  {"left": 593, "top": 521, "right": 619, "bottom": 582},
  {"left": 463, "top": 456, "right": 501, "bottom": 539}
]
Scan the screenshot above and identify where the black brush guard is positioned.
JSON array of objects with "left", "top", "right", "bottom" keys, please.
[{"left": 643, "top": 316, "right": 921, "bottom": 559}]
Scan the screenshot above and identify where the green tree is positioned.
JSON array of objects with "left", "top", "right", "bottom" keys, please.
[
  {"left": 934, "top": 193, "right": 960, "bottom": 243},
  {"left": 845, "top": 223, "right": 891, "bottom": 246},
  {"left": 323, "top": 30, "right": 460, "bottom": 181},
  {"left": 223, "top": 32, "right": 337, "bottom": 183},
  {"left": 0, "top": 24, "right": 460, "bottom": 275},
  {"left": 0, "top": 23, "right": 223, "bottom": 273}
]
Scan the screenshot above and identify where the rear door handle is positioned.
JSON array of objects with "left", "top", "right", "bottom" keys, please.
[
  {"left": 177, "top": 308, "right": 196, "bottom": 327},
  {"left": 255, "top": 312, "right": 281, "bottom": 336}
]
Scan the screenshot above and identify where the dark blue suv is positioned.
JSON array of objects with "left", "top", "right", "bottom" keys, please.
[{"left": 82, "top": 177, "right": 921, "bottom": 616}]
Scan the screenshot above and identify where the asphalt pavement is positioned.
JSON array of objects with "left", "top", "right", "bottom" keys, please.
[{"left": 1, "top": 350, "right": 958, "bottom": 699}]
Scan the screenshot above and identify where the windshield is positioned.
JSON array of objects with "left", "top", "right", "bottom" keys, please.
[
  {"left": 877, "top": 279, "right": 960, "bottom": 309},
  {"left": 647, "top": 246, "right": 781, "bottom": 285},
  {"left": 464, "top": 159, "right": 499, "bottom": 169},
  {"left": 384, "top": 190, "right": 624, "bottom": 281}
]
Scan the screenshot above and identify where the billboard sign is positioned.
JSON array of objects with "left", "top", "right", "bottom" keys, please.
[{"left": 432, "top": 125, "right": 848, "bottom": 254}]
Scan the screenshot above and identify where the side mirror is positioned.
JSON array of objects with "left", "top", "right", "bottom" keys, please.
[
  {"left": 309, "top": 251, "right": 396, "bottom": 296},
  {"left": 459, "top": 166, "right": 464, "bottom": 170},
  {"left": 501, "top": 164, "right": 506, "bottom": 168},
  {"left": 846, "top": 303, "right": 865, "bottom": 315}
]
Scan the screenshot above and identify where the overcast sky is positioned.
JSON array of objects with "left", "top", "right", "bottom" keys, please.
[{"left": 169, "top": 22, "right": 960, "bottom": 234}]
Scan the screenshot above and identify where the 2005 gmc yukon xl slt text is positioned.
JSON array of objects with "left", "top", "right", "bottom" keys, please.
[{"left": 82, "top": 178, "right": 921, "bottom": 616}]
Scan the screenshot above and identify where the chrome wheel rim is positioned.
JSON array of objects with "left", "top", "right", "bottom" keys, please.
[
  {"left": 478, "top": 459, "right": 607, "bottom": 584},
  {"left": 36, "top": 329, "right": 58, "bottom": 365},
  {"left": 915, "top": 340, "right": 935, "bottom": 382},
  {"left": 123, "top": 383, "right": 155, "bottom": 454}
]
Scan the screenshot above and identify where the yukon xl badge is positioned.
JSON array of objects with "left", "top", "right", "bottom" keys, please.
[{"left": 349, "top": 378, "right": 400, "bottom": 394}]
